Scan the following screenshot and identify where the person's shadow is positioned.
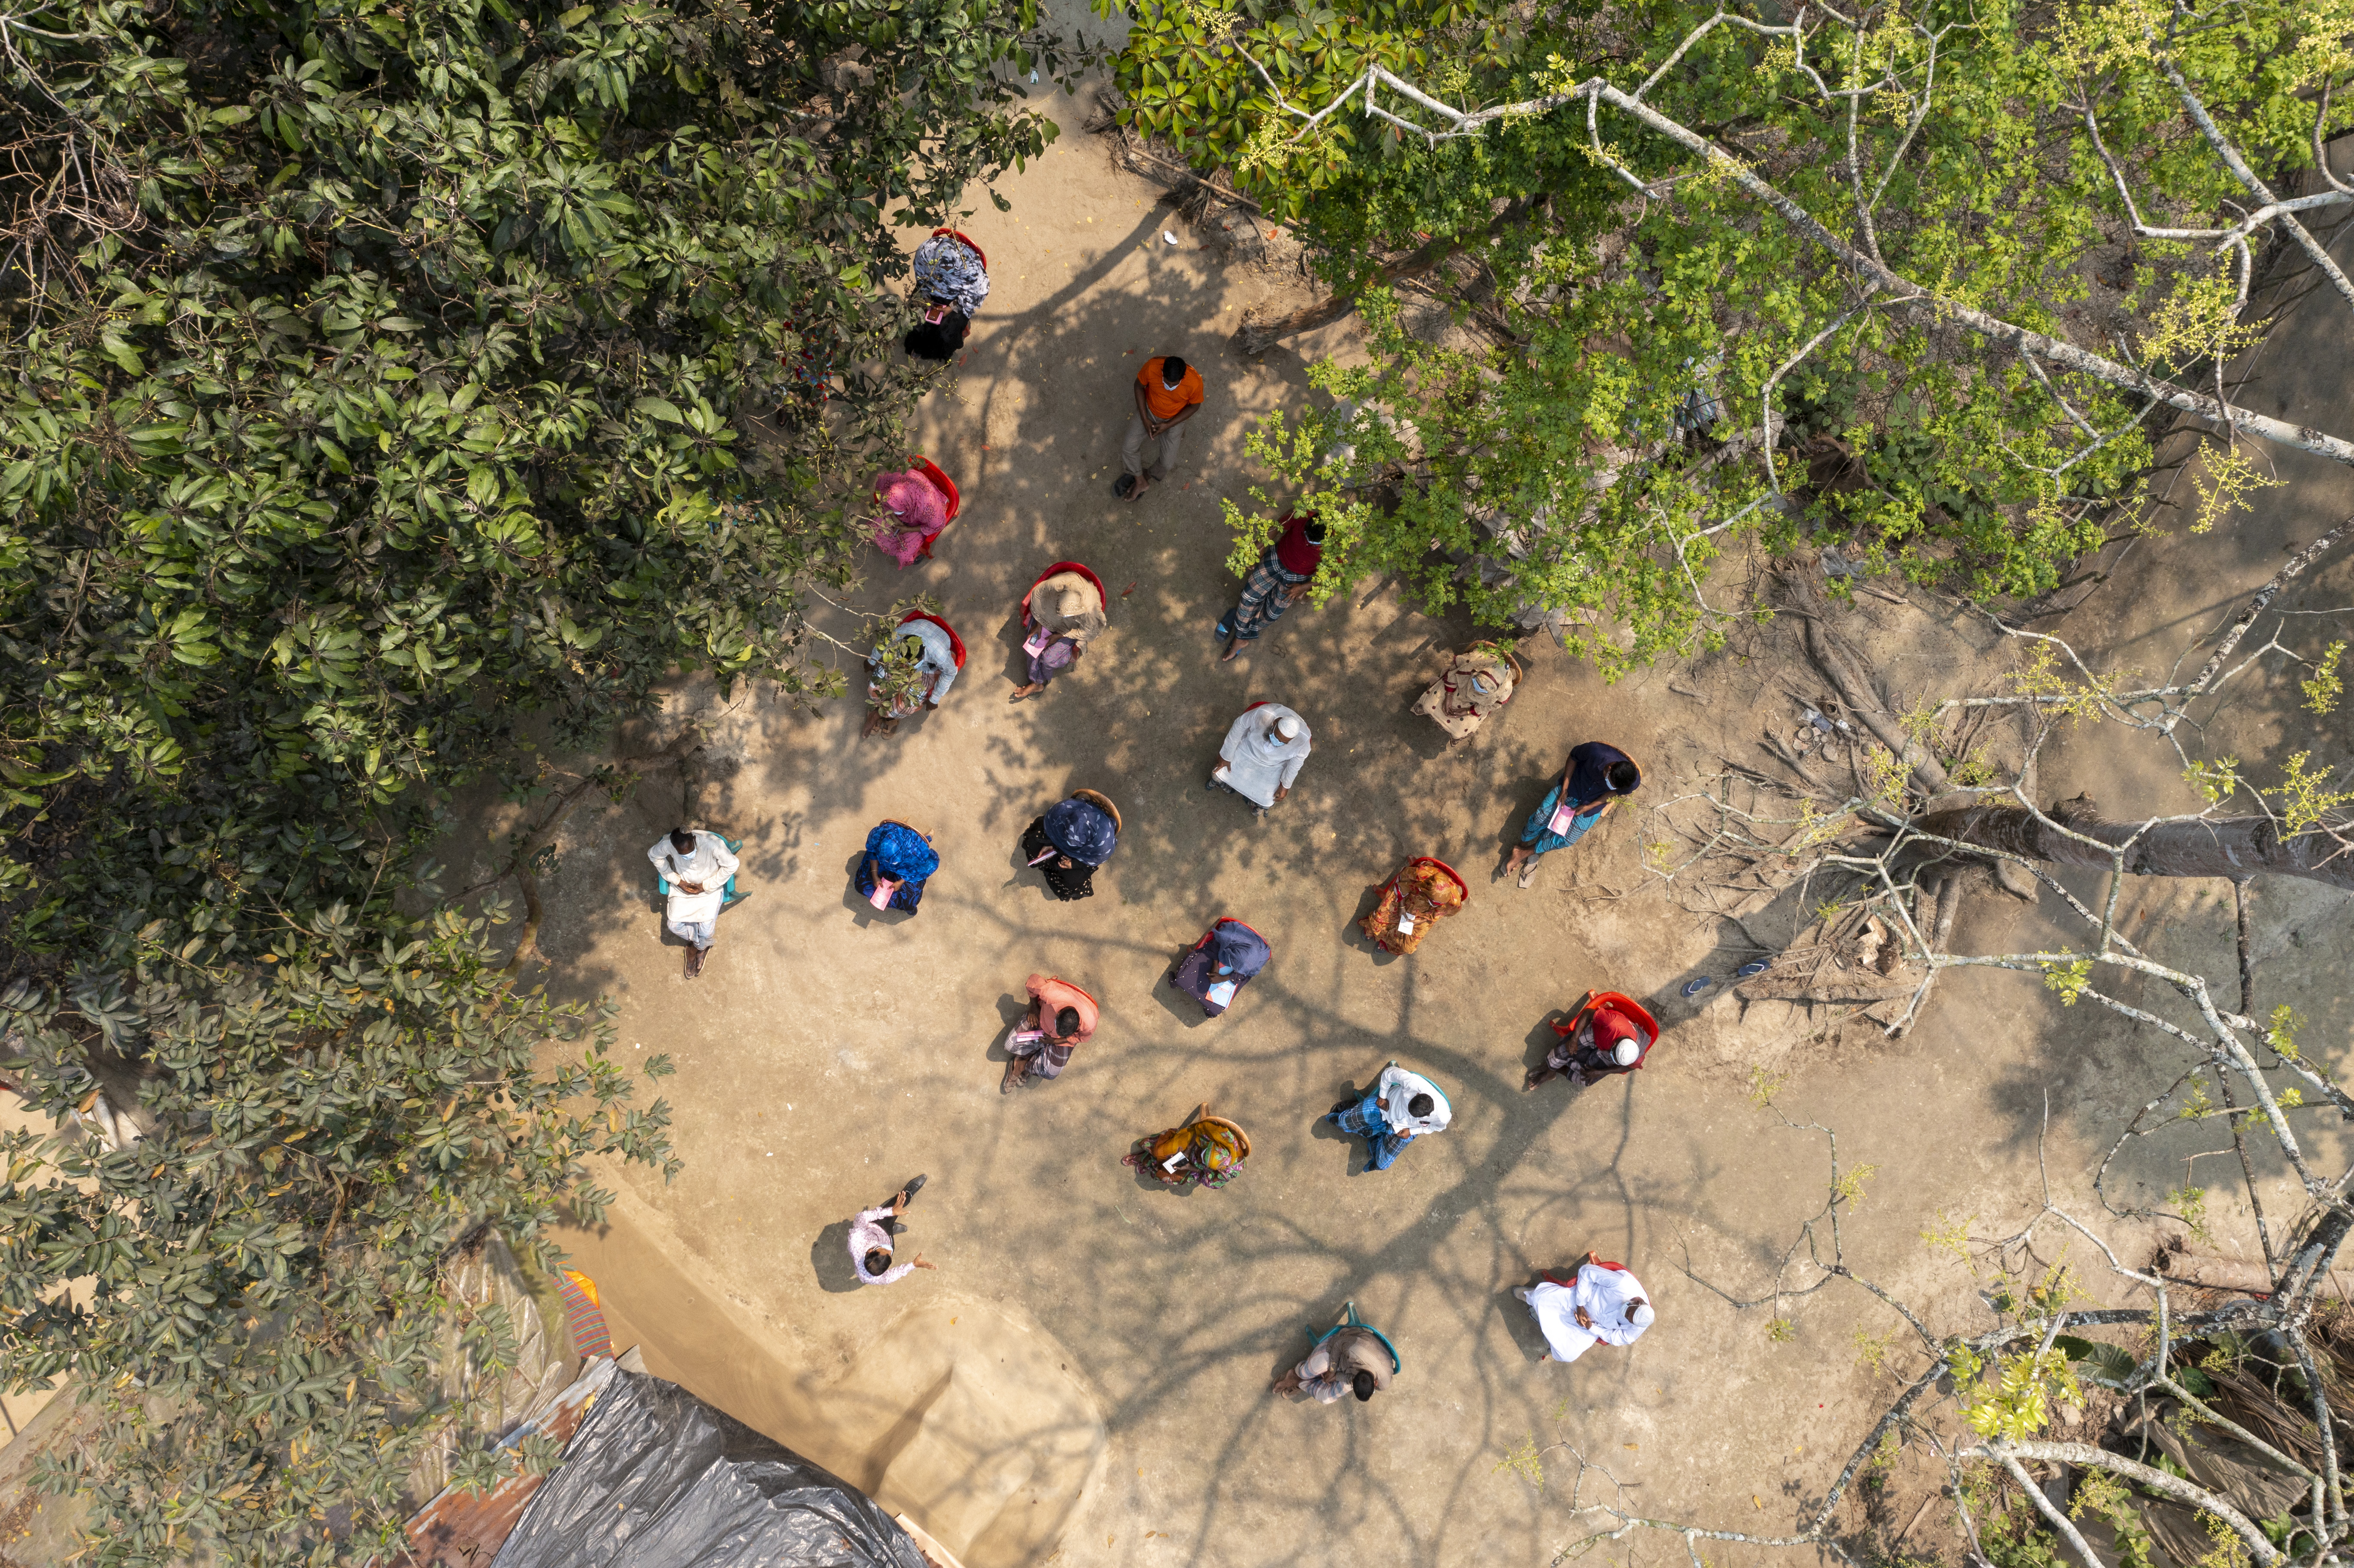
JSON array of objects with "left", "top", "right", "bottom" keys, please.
[
  {"left": 996, "top": 600, "right": 1034, "bottom": 693},
  {"left": 1498, "top": 1281, "right": 1554, "bottom": 1364},
  {"left": 1150, "top": 935, "right": 1224, "bottom": 1029},
  {"left": 984, "top": 992, "right": 1029, "bottom": 1079},
  {"left": 1339, "top": 878, "right": 1397, "bottom": 963},
  {"left": 1520, "top": 1011, "right": 1573, "bottom": 1095},
  {"left": 1311, "top": 1078, "right": 1366, "bottom": 1173}
]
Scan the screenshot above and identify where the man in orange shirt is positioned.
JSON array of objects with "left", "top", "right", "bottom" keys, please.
[{"left": 1115, "top": 354, "right": 1205, "bottom": 500}]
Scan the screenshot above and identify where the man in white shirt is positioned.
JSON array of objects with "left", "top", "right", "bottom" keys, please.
[
  {"left": 645, "top": 828, "right": 740, "bottom": 979},
  {"left": 847, "top": 1175, "right": 936, "bottom": 1286},
  {"left": 1518, "top": 1252, "right": 1655, "bottom": 1363}
]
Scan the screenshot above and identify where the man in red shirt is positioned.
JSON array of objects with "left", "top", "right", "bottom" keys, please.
[
  {"left": 1524, "top": 998, "right": 1653, "bottom": 1092},
  {"left": 1116, "top": 354, "right": 1205, "bottom": 500}
]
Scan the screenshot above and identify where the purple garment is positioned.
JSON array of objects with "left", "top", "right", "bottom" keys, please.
[{"left": 1025, "top": 636, "right": 1080, "bottom": 685}]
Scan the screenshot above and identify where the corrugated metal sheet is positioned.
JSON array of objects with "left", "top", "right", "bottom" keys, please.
[{"left": 389, "top": 1357, "right": 618, "bottom": 1567}]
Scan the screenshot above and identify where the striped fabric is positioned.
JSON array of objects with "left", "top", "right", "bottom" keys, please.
[{"left": 557, "top": 1269, "right": 610, "bottom": 1360}]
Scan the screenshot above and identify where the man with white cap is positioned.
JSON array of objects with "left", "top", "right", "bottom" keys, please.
[
  {"left": 1517, "top": 1252, "right": 1655, "bottom": 1363},
  {"left": 1524, "top": 994, "right": 1655, "bottom": 1092},
  {"left": 1210, "top": 700, "right": 1311, "bottom": 814}
]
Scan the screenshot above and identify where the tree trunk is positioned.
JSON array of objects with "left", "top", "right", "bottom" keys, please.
[
  {"left": 503, "top": 719, "right": 713, "bottom": 975},
  {"left": 1913, "top": 795, "right": 2354, "bottom": 890},
  {"left": 1783, "top": 563, "right": 1951, "bottom": 797},
  {"left": 2156, "top": 1250, "right": 2354, "bottom": 1303}
]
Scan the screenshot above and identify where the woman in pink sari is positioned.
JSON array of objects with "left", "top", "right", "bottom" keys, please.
[{"left": 869, "top": 462, "right": 956, "bottom": 567}]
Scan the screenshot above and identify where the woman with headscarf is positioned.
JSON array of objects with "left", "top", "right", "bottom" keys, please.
[
  {"left": 1124, "top": 1110, "right": 1250, "bottom": 1190},
  {"left": 1009, "top": 561, "right": 1108, "bottom": 702},
  {"left": 905, "top": 230, "right": 988, "bottom": 362},
  {"left": 1215, "top": 512, "right": 1323, "bottom": 662},
  {"left": 863, "top": 610, "right": 964, "bottom": 738},
  {"left": 1326, "top": 1062, "right": 1451, "bottom": 1174},
  {"left": 869, "top": 461, "right": 957, "bottom": 568},
  {"left": 1001, "top": 972, "right": 1099, "bottom": 1092},
  {"left": 1210, "top": 701, "right": 1311, "bottom": 812},
  {"left": 1019, "top": 789, "right": 1120, "bottom": 902},
  {"left": 1359, "top": 856, "right": 1467, "bottom": 954},
  {"left": 1168, "top": 917, "right": 1271, "bottom": 1018},
  {"left": 854, "top": 820, "right": 940, "bottom": 915},
  {"left": 1412, "top": 642, "right": 1521, "bottom": 741}
]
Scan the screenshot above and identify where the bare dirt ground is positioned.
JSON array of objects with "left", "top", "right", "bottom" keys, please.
[{"left": 461, "top": 68, "right": 2354, "bottom": 1568}]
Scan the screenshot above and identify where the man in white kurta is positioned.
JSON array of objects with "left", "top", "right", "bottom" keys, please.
[
  {"left": 1211, "top": 702, "right": 1311, "bottom": 810},
  {"left": 1520, "top": 1255, "right": 1655, "bottom": 1363},
  {"left": 646, "top": 828, "right": 738, "bottom": 977}
]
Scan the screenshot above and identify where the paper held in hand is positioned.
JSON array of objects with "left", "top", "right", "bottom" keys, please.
[
  {"left": 1396, "top": 911, "right": 1417, "bottom": 936},
  {"left": 867, "top": 878, "right": 897, "bottom": 910},
  {"left": 1204, "top": 978, "right": 1238, "bottom": 1008},
  {"left": 1547, "top": 798, "right": 1579, "bottom": 835},
  {"left": 1005, "top": 1026, "right": 1044, "bottom": 1053},
  {"left": 1022, "top": 624, "right": 1052, "bottom": 656}
]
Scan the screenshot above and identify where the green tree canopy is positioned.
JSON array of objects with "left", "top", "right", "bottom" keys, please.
[
  {"left": 0, "top": 0, "right": 1063, "bottom": 1556},
  {"left": 1105, "top": 0, "right": 2354, "bottom": 671}
]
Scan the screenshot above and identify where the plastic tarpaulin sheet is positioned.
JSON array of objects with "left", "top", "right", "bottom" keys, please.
[{"left": 490, "top": 1368, "right": 928, "bottom": 1568}]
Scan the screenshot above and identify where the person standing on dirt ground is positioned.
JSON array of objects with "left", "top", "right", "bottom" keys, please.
[
  {"left": 1114, "top": 353, "right": 1204, "bottom": 501},
  {"left": 848, "top": 1176, "right": 937, "bottom": 1286},
  {"left": 1516, "top": 1252, "right": 1653, "bottom": 1363},
  {"left": 646, "top": 827, "right": 740, "bottom": 980},
  {"left": 1209, "top": 701, "right": 1311, "bottom": 814},
  {"left": 1501, "top": 741, "right": 1641, "bottom": 890},
  {"left": 1273, "top": 1322, "right": 1394, "bottom": 1403},
  {"left": 1215, "top": 512, "right": 1323, "bottom": 662}
]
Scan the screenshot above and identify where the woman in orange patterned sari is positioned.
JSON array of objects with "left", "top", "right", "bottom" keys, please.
[{"left": 1359, "top": 857, "right": 1467, "bottom": 954}]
